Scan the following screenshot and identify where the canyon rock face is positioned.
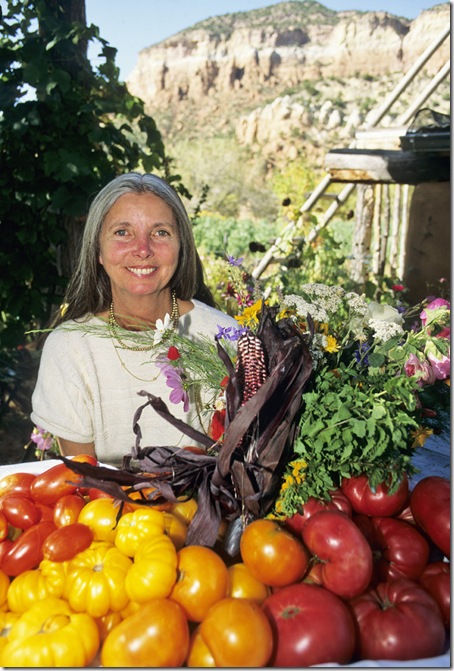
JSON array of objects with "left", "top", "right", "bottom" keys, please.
[{"left": 127, "top": 2, "right": 449, "bottom": 130}]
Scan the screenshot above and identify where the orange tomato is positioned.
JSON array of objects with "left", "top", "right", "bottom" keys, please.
[
  {"left": 227, "top": 562, "right": 271, "bottom": 603},
  {"left": 122, "top": 487, "right": 173, "bottom": 513},
  {"left": 187, "top": 597, "right": 274, "bottom": 667},
  {"left": 169, "top": 545, "right": 229, "bottom": 622},
  {"left": 101, "top": 598, "right": 190, "bottom": 667},
  {"left": 170, "top": 497, "right": 198, "bottom": 525},
  {"left": 163, "top": 512, "right": 187, "bottom": 550},
  {"left": 240, "top": 519, "right": 310, "bottom": 587}
]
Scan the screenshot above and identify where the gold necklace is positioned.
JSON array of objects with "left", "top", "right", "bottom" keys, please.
[{"left": 109, "top": 289, "right": 179, "bottom": 351}]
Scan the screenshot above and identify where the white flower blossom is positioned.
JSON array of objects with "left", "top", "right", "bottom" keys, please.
[
  {"left": 345, "top": 292, "right": 369, "bottom": 317},
  {"left": 369, "top": 319, "right": 404, "bottom": 343},
  {"left": 153, "top": 313, "right": 172, "bottom": 345}
]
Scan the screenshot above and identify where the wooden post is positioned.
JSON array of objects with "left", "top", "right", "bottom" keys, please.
[
  {"left": 380, "top": 184, "right": 391, "bottom": 276},
  {"left": 389, "top": 185, "right": 402, "bottom": 276},
  {"left": 372, "top": 184, "right": 382, "bottom": 276},
  {"left": 397, "top": 185, "right": 411, "bottom": 279},
  {"left": 350, "top": 185, "right": 374, "bottom": 286}
]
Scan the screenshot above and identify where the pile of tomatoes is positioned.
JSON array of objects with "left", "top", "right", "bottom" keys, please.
[{"left": 0, "top": 456, "right": 449, "bottom": 667}]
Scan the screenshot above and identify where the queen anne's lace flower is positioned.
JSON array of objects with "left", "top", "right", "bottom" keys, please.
[{"left": 369, "top": 319, "right": 404, "bottom": 343}]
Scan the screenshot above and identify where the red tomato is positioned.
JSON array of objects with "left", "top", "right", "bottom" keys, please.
[
  {"left": 419, "top": 561, "right": 450, "bottom": 628},
  {"left": 410, "top": 476, "right": 450, "bottom": 558},
  {"left": 0, "top": 511, "right": 8, "bottom": 542},
  {"left": 0, "top": 496, "right": 42, "bottom": 530},
  {"left": 34, "top": 503, "right": 55, "bottom": 523},
  {"left": 0, "top": 521, "right": 57, "bottom": 576},
  {"left": 53, "top": 494, "right": 86, "bottom": 527},
  {"left": 285, "top": 488, "right": 352, "bottom": 535},
  {"left": 262, "top": 582, "right": 356, "bottom": 666},
  {"left": 301, "top": 510, "right": 373, "bottom": 598},
  {"left": 0, "top": 539, "right": 13, "bottom": 565},
  {"left": 350, "top": 578, "right": 446, "bottom": 661},
  {"left": 42, "top": 522, "right": 94, "bottom": 562},
  {"left": 363, "top": 516, "right": 430, "bottom": 582},
  {"left": 341, "top": 473, "right": 408, "bottom": 517},
  {"left": 240, "top": 519, "right": 310, "bottom": 587},
  {"left": 0, "top": 473, "right": 36, "bottom": 499},
  {"left": 87, "top": 487, "right": 113, "bottom": 501},
  {"left": 29, "top": 455, "right": 97, "bottom": 506}
]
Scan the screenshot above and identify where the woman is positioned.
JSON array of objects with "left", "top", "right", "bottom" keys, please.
[{"left": 31, "top": 173, "right": 239, "bottom": 466}]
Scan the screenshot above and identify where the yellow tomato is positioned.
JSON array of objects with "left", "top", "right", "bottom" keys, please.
[
  {"left": 7, "top": 562, "right": 67, "bottom": 613},
  {"left": 227, "top": 562, "right": 271, "bottom": 604},
  {"left": 1, "top": 597, "right": 99, "bottom": 667},
  {"left": 187, "top": 627, "right": 216, "bottom": 667},
  {"left": 125, "top": 534, "right": 178, "bottom": 603},
  {"left": 77, "top": 498, "right": 122, "bottom": 543},
  {"left": 64, "top": 541, "right": 132, "bottom": 617},
  {"left": 0, "top": 611, "right": 20, "bottom": 657},
  {"left": 163, "top": 511, "right": 188, "bottom": 550},
  {"left": 114, "top": 507, "right": 165, "bottom": 557}
]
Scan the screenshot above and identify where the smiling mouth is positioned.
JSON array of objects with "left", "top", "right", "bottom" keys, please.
[{"left": 127, "top": 267, "right": 156, "bottom": 276}]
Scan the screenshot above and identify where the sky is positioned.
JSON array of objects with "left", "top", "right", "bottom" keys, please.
[{"left": 85, "top": 0, "right": 449, "bottom": 81}]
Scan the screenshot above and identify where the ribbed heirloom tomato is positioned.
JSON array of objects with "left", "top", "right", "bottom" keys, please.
[{"left": 240, "top": 519, "right": 310, "bottom": 587}]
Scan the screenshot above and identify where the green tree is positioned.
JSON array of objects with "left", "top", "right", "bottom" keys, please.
[{"left": 0, "top": 0, "right": 181, "bottom": 348}]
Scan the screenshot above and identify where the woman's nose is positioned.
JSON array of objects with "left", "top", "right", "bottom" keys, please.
[{"left": 133, "top": 234, "right": 153, "bottom": 258}]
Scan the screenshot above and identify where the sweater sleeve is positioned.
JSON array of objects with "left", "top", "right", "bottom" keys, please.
[{"left": 31, "top": 330, "right": 95, "bottom": 443}]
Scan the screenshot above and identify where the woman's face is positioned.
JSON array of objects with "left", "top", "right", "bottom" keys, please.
[{"left": 99, "top": 192, "right": 180, "bottom": 302}]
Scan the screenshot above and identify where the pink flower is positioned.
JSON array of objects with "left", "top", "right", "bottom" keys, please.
[
  {"left": 156, "top": 355, "right": 190, "bottom": 411},
  {"left": 404, "top": 354, "right": 437, "bottom": 387},
  {"left": 427, "top": 352, "right": 450, "bottom": 381},
  {"left": 392, "top": 284, "right": 405, "bottom": 292},
  {"left": 436, "top": 326, "right": 451, "bottom": 340},
  {"left": 420, "top": 298, "right": 450, "bottom": 326}
]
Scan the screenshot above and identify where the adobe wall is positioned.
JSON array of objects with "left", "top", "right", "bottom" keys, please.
[{"left": 403, "top": 182, "right": 451, "bottom": 304}]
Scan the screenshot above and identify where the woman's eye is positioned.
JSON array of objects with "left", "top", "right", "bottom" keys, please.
[
  {"left": 154, "top": 229, "right": 171, "bottom": 237},
  {"left": 114, "top": 229, "right": 128, "bottom": 237}
]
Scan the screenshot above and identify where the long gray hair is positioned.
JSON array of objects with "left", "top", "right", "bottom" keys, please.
[{"left": 51, "top": 173, "right": 215, "bottom": 327}]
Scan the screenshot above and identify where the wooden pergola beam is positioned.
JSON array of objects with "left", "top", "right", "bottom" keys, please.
[{"left": 324, "top": 149, "right": 450, "bottom": 185}]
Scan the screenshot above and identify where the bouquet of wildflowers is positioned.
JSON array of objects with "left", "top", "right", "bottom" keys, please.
[{"left": 63, "top": 258, "right": 450, "bottom": 547}]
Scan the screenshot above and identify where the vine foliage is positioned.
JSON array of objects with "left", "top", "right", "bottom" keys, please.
[{"left": 0, "top": 0, "right": 183, "bottom": 348}]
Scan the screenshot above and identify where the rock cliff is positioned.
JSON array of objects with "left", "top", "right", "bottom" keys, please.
[{"left": 126, "top": 1, "right": 450, "bottom": 169}]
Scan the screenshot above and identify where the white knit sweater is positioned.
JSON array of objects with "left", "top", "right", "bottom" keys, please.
[{"left": 31, "top": 300, "right": 238, "bottom": 466}]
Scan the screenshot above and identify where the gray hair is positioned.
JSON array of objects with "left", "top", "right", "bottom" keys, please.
[{"left": 52, "top": 173, "right": 213, "bottom": 326}]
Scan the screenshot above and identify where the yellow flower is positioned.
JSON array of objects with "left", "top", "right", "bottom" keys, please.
[
  {"left": 411, "top": 426, "right": 434, "bottom": 449},
  {"left": 234, "top": 299, "right": 263, "bottom": 326},
  {"left": 324, "top": 334, "right": 340, "bottom": 353}
]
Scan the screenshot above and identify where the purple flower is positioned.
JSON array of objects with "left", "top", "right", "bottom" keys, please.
[
  {"left": 156, "top": 356, "right": 189, "bottom": 411},
  {"left": 226, "top": 255, "right": 244, "bottom": 267},
  {"left": 30, "top": 426, "right": 54, "bottom": 453},
  {"left": 215, "top": 325, "right": 233, "bottom": 341},
  {"left": 354, "top": 343, "right": 370, "bottom": 366}
]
